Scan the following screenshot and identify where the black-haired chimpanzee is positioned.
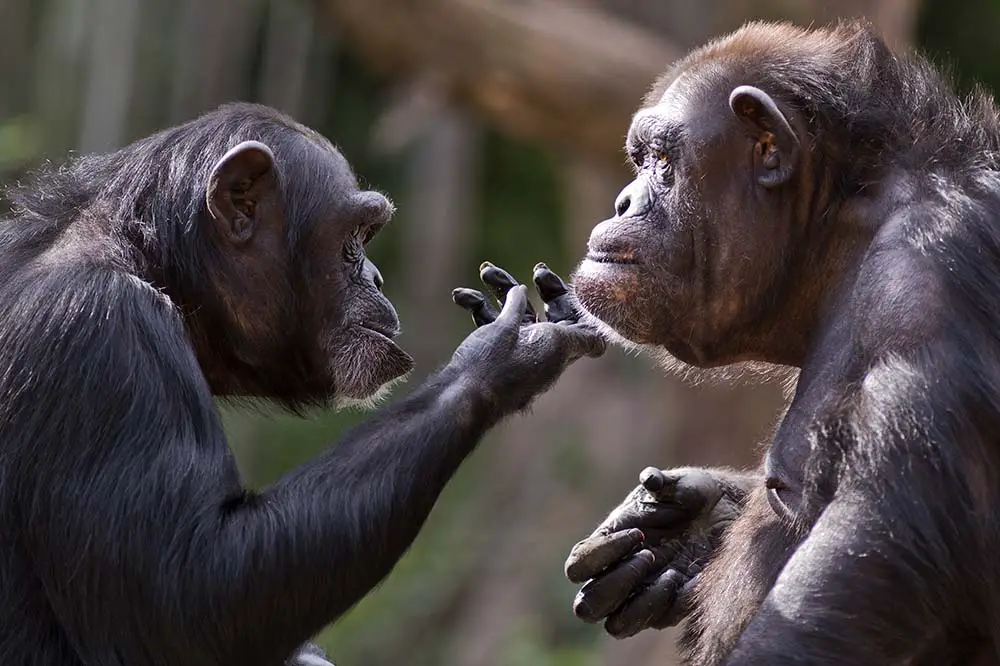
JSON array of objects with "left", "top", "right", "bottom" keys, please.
[
  {"left": 562, "top": 20, "right": 1000, "bottom": 665},
  {"left": 0, "top": 102, "right": 605, "bottom": 666}
]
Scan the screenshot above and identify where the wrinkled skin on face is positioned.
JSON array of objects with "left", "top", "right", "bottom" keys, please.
[
  {"left": 308, "top": 188, "right": 414, "bottom": 403},
  {"left": 565, "top": 62, "right": 823, "bottom": 648},
  {"left": 573, "top": 70, "right": 810, "bottom": 368}
]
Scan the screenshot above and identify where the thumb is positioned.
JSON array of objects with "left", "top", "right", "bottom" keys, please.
[{"left": 495, "top": 284, "right": 528, "bottom": 327}]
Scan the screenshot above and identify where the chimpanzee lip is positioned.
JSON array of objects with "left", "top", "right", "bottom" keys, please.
[{"left": 357, "top": 323, "right": 401, "bottom": 340}]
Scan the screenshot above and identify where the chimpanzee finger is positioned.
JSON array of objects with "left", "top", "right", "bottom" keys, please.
[
  {"left": 565, "top": 528, "right": 645, "bottom": 583},
  {"left": 452, "top": 288, "right": 501, "bottom": 327},
  {"left": 637, "top": 467, "right": 724, "bottom": 514},
  {"left": 493, "top": 284, "right": 529, "bottom": 328},
  {"left": 479, "top": 261, "right": 537, "bottom": 323},
  {"left": 532, "top": 263, "right": 577, "bottom": 323},
  {"left": 604, "top": 568, "right": 687, "bottom": 639},
  {"left": 572, "top": 549, "right": 656, "bottom": 623},
  {"left": 639, "top": 467, "right": 667, "bottom": 494},
  {"left": 531, "top": 262, "right": 569, "bottom": 300},
  {"left": 587, "top": 488, "right": 696, "bottom": 539},
  {"left": 562, "top": 323, "right": 607, "bottom": 359},
  {"left": 652, "top": 573, "right": 699, "bottom": 629}
]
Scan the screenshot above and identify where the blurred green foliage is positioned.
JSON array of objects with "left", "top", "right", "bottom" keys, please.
[
  {"left": 0, "top": 116, "right": 43, "bottom": 173},
  {"left": 918, "top": 0, "right": 1000, "bottom": 95}
]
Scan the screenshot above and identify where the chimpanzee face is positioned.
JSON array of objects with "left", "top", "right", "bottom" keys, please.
[
  {"left": 574, "top": 67, "right": 804, "bottom": 368},
  {"left": 200, "top": 135, "right": 413, "bottom": 406}
]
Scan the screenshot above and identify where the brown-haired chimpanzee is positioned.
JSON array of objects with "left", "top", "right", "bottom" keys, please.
[
  {"left": 559, "top": 20, "right": 1000, "bottom": 665},
  {"left": 0, "top": 102, "right": 606, "bottom": 666}
]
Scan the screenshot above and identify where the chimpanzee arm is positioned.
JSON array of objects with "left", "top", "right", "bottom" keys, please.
[
  {"left": 725, "top": 359, "right": 979, "bottom": 666},
  {"left": 727, "top": 491, "right": 942, "bottom": 665},
  {"left": 19, "top": 271, "right": 603, "bottom": 666}
]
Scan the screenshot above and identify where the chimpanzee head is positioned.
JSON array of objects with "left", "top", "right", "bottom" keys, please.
[
  {"left": 573, "top": 22, "right": 869, "bottom": 371},
  {"left": 129, "top": 104, "right": 414, "bottom": 407}
]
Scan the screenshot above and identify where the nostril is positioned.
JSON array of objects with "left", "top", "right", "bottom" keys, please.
[
  {"left": 615, "top": 192, "right": 632, "bottom": 217},
  {"left": 372, "top": 266, "right": 385, "bottom": 292},
  {"left": 614, "top": 179, "right": 652, "bottom": 218}
]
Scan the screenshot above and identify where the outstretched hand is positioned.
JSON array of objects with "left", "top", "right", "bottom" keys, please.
[
  {"left": 453, "top": 261, "right": 581, "bottom": 326},
  {"left": 449, "top": 262, "right": 605, "bottom": 414},
  {"left": 564, "top": 467, "right": 745, "bottom": 638}
]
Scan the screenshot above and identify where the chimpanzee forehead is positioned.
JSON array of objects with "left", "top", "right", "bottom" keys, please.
[
  {"left": 271, "top": 128, "right": 371, "bottom": 237},
  {"left": 627, "top": 109, "right": 684, "bottom": 150},
  {"left": 631, "top": 64, "right": 736, "bottom": 147},
  {"left": 284, "top": 130, "right": 360, "bottom": 191},
  {"left": 295, "top": 127, "right": 356, "bottom": 181}
]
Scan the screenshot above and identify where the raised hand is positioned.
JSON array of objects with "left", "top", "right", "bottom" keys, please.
[
  {"left": 565, "top": 467, "right": 755, "bottom": 638},
  {"left": 449, "top": 262, "right": 605, "bottom": 414},
  {"left": 452, "top": 261, "right": 580, "bottom": 326}
]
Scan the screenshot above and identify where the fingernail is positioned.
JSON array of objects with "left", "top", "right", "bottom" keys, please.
[
  {"left": 479, "top": 261, "right": 494, "bottom": 272},
  {"left": 628, "top": 528, "right": 645, "bottom": 543},
  {"left": 572, "top": 594, "right": 598, "bottom": 623},
  {"left": 640, "top": 467, "right": 665, "bottom": 493},
  {"left": 534, "top": 262, "right": 548, "bottom": 271}
]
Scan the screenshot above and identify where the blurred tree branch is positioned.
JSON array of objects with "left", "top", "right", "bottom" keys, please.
[
  {"left": 317, "top": 0, "right": 917, "bottom": 164},
  {"left": 317, "top": 0, "right": 680, "bottom": 161}
]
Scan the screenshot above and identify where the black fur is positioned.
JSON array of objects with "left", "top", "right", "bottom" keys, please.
[
  {"left": 568, "top": 20, "right": 1000, "bottom": 664},
  {"left": 0, "top": 103, "right": 604, "bottom": 665}
]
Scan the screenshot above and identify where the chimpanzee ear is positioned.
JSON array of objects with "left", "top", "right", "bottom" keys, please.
[
  {"left": 729, "top": 85, "right": 800, "bottom": 188},
  {"left": 205, "top": 141, "right": 277, "bottom": 244}
]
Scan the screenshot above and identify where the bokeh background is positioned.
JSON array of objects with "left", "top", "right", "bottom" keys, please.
[{"left": 1, "top": 0, "right": 997, "bottom": 664}]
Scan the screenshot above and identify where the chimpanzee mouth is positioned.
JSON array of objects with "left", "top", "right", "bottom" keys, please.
[
  {"left": 357, "top": 323, "right": 401, "bottom": 341},
  {"left": 585, "top": 251, "right": 639, "bottom": 265}
]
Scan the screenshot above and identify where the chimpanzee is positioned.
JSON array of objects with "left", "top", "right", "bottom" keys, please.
[
  {"left": 0, "top": 102, "right": 606, "bottom": 666},
  {"left": 559, "top": 19, "right": 1000, "bottom": 665}
]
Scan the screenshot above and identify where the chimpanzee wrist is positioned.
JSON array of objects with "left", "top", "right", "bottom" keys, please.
[{"left": 436, "top": 362, "right": 508, "bottom": 426}]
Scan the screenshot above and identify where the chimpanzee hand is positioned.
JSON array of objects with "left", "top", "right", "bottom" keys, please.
[
  {"left": 564, "top": 467, "right": 750, "bottom": 638},
  {"left": 285, "top": 641, "right": 334, "bottom": 666},
  {"left": 450, "top": 262, "right": 605, "bottom": 414}
]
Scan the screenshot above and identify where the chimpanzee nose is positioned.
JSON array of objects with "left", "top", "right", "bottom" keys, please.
[
  {"left": 614, "top": 178, "right": 652, "bottom": 218},
  {"left": 363, "top": 258, "right": 384, "bottom": 292}
]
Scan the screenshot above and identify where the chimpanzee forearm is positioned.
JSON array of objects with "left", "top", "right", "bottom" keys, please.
[{"left": 207, "top": 364, "right": 501, "bottom": 658}]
